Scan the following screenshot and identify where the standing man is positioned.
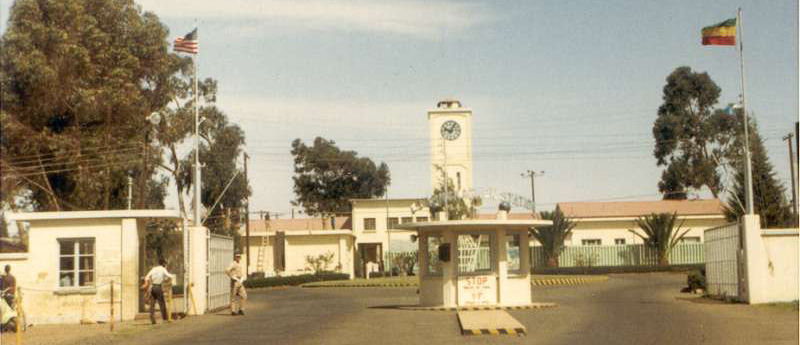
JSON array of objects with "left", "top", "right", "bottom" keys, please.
[
  {"left": 1, "top": 265, "right": 16, "bottom": 307},
  {"left": 226, "top": 253, "right": 247, "bottom": 316},
  {"left": 143, "top": 258, "right": 174, "bottom": 324}
]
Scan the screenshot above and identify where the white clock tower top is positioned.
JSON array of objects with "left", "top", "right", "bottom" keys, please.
[{"left": 428, "top": 99, "right": 473, "bottom": 196}]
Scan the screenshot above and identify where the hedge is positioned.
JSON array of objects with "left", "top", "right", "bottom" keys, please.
[{"left": 243, "top": 273, "right": 350, "bottom": 289}]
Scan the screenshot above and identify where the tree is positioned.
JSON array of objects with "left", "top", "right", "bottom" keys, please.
[
  {"left": 723, "top": 113, "right": 793, "bottom": 228},
  {"left": 1, "top": 0, "right": 180, "bottom": 211},
  {"left": 428, "top": 165, "right": 480, "bottom": 220},
  {"left": 291, "top": 137, "right": 390, "bottom": 218},
  {"left": 176, "top": 108, "right": 250, "bottom": 237},
  {"left": 628, "top": 212, "right": 689, "bottom": 266},
  {"left": 531, "top": 207, "right": 576, "bottom": 267},
  {"left": 652, "top": 66, "right": 737, "bottom": 199}
]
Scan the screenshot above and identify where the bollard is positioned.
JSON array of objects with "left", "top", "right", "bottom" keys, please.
[
  {"left": 110, "top": 281, "right": 114, "bottom": 332},
  {"left": 15, "top": 287, "right": 21, "bottom": 345}
]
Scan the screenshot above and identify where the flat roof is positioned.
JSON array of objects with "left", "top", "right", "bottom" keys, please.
[
  {"left": 396, "top": 219, "right": 552, "bottom": 233},
  {"left": 6, "top": 209, "right": 182, "bottom": 221}
]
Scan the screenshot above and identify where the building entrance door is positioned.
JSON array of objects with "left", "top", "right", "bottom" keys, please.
[
  {"left": 456, "top": 233, "right": 497, "bottom": 306},
  {"left": 357, "top": 243, "right": 382, "bottom": 277}
]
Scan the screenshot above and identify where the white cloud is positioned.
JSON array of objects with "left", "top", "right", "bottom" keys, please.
[{"left": 136, "top": 0, "right": 494, "bottom": 37}]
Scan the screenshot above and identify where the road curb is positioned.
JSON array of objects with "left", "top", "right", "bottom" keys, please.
[
  {"left": 301, "top": 282, "right": 417, "bottom": 288},
  {"left": 397, "top": 303, "right": 556, "bottom": 311},
  {"left": 531, "top": 276, "right": 608, "bottom": 286}
]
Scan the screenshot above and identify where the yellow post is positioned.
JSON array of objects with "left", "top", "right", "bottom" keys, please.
[
  {"left": 110, "top": 280, "right": 114, "bottom": 332},
  {"left": 166, "top": 285, "right": 173, "bottom": 321},
  {"left": 15, "top": 287, "right": 21, "bottom": 345},
  {"left": 188, "top": 283, "right": 197, "bottom": 316}
]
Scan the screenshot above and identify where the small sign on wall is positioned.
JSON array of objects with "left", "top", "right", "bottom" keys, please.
[{"left": 457, "top": 275, "right": 496, "bottom": 306}]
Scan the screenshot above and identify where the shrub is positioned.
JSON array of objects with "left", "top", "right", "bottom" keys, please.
[
  {"left": 243, "top": 273, "right": 349, "bottom": 289},
  {"left": 687, "top": 269, "right": 706, "bottom": 291},
  {"left": 305, "top": 252, "right": 337, "bottom": 274},
  {"left": 391, "top": 252, "right": 417, "bottom": 276}
]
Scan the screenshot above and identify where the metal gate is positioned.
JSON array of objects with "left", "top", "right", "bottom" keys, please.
[
  {"left": 704, "top": 222, "right": 742, "bottom": 299},
  {"left": 208, "top": 234, "right": 234, "bottom": 311}
]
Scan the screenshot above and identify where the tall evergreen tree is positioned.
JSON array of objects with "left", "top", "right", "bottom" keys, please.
[{"left": 724, "top": 113, "right": 793, "bottom": 228}]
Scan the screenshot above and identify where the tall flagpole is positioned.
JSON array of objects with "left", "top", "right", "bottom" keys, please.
[
  {"left": 193, "top": 23, "right": 202, "bottom": 226},
  {"left": 737, "top": 8, "right": 755, "bottom": 215}
]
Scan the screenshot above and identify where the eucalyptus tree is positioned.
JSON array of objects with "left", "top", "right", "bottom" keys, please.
[
  {"left": 1, "top": 0, "right": 178, "bottom": 210},
  {"left": 652, "top": 66, "right": 738, "bottom": 199}
]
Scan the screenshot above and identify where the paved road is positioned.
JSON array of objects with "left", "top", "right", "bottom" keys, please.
[{"left": 13, "top": 273, "right": 797, "bottom": 345}]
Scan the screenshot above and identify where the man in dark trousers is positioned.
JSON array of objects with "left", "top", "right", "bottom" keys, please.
[
  {"left": 143, "top": 258, "right": 175, "bottom": 324},
  {"left": 1, "top": 265, "right": 16, "bottom": 307}
]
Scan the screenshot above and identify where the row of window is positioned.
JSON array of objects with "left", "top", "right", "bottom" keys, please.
[
  {"left": 363, "top": 216, "right": 429, "bottom": 231},
  {"left": 580, "top": 237, "right": 701, "bottom": 246},
  {"left": 422, "top": 232, "right": 525, "bottom": 276}
]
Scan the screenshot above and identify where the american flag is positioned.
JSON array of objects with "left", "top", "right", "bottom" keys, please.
[{"left": 174, "top": 28, "right": 198, "bottom": 54}]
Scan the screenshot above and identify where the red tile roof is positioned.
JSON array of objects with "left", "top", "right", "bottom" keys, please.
[
  {"left": 247, "top": 217, "right": 352, "bottom": 232},
  {"left": 556, "top": 199, "right": 725, "bottom": 219}
]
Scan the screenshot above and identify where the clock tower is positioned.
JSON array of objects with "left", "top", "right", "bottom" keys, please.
[{"left": 428, "top": 99, "right": 473, "bottom": 196}]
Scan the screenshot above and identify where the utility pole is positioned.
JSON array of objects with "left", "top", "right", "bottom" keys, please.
[
  {"left": 521, "top": 170, "right": 544, "bottom": 215},
  {"left": 126, "top": 175, "right": 133, "bottom": 210},
  {"left": 784, "top": 133, "right": 798, "bottom": 224},
  {"left": 244, "top": 152, "right": 250, "bottom": 275}
]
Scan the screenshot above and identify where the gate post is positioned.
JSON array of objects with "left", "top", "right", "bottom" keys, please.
[
  {"left": 188, "top": 226, "right": 209, "bottom": 314},
  {"left": 740, "top": 214, "right": 764, "bottom": 304}
]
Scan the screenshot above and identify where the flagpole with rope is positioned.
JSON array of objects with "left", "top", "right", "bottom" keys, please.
[{"left": 737, "top": 7, "right": 755, "bottom": 215}]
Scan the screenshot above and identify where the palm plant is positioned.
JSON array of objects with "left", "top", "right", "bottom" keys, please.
[
  {"left": 628, "top": 212, "right": 690, "bottom": 266},
  {"left": 530, "top": 208, "right": 576, "bottom": 267}
]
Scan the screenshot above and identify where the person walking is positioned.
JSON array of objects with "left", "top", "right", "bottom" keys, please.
[
  {"left": 143, "top": 258, "right": 174, "bottom": 324},
  {"left": 226, "top": 253, "right": 247, "bottom": 316},
  {"left": 1, "top": 265, "right": 16, "bottom": 307}
]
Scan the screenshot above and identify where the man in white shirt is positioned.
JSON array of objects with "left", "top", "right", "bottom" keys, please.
[
  {"left": 144, "top": 258, "right": 175, "bottom": 324},
  {"left": 226, "top": 253, "right": 247, "bottom": 316}
]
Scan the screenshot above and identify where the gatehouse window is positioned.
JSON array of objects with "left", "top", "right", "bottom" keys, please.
[
  {"left": 59, "top": 238, "right": 95, "bottom": 288},
  {"left": 506, "top": 233, "right": 522, "bottom": 274},
  {"left": 424, "top": 235, "right": 443, "bottom": 276},
  {"left": 457, "top": 233, "right": 494, "bottom": 275}
]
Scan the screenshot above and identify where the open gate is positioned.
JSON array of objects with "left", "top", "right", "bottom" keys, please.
[{"left": 208, "top": 234, "right": 234, "bottom": 311}]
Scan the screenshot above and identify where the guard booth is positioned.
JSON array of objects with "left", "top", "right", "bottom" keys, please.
[{"left": 398, "top": 210, "right": 551, "bottom": 307}]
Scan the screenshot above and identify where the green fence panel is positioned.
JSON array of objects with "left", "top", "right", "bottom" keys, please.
[{"left": 531, "top": 243, "right": 704, "bottom": 268}]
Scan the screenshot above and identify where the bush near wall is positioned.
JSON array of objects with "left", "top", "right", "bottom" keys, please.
[{"left": 243, "top": 273, "right": 350, "bottom": 288}]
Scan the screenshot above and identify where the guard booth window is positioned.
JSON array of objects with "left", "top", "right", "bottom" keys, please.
[
  {"left": 59, "top": 238, "right": 95, "bottom": 288},
  {"left": 457, "top": 234, "right": 493, "bottom": 275}
]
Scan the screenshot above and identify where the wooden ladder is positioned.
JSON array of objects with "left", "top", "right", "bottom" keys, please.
[{"left": 255, "top": 234, "right": 268, "bottom": 273}]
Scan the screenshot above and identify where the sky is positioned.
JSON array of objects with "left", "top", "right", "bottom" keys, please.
[{"left": 1, "top": 0, "right": 798, "bottom": 216}]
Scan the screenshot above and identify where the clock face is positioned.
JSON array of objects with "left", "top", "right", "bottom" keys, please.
[{"left": 440, "top": 120, "right": 461, "bottom": 141}]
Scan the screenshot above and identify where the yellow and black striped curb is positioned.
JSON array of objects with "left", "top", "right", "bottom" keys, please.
[
  {"left": 462, "top": 328, "right": 526, "bottom": 336},
  {"left": 398, "top": 303, "right": 556, "bottom": 311},
  {"left": 301, "top": 282, "right": 417, "bottom": 288},
  {"left": 531, "top": 277, "right": 609, "bottom": 286}
]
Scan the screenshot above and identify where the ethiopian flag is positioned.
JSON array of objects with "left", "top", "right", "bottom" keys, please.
[{"left": 702, "top": 18, "right": 736, "bottom": 45}]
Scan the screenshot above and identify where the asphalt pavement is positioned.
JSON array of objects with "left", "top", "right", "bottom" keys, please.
[{"left": 15, "top": 273, "right": 798, "bottom": 345}]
